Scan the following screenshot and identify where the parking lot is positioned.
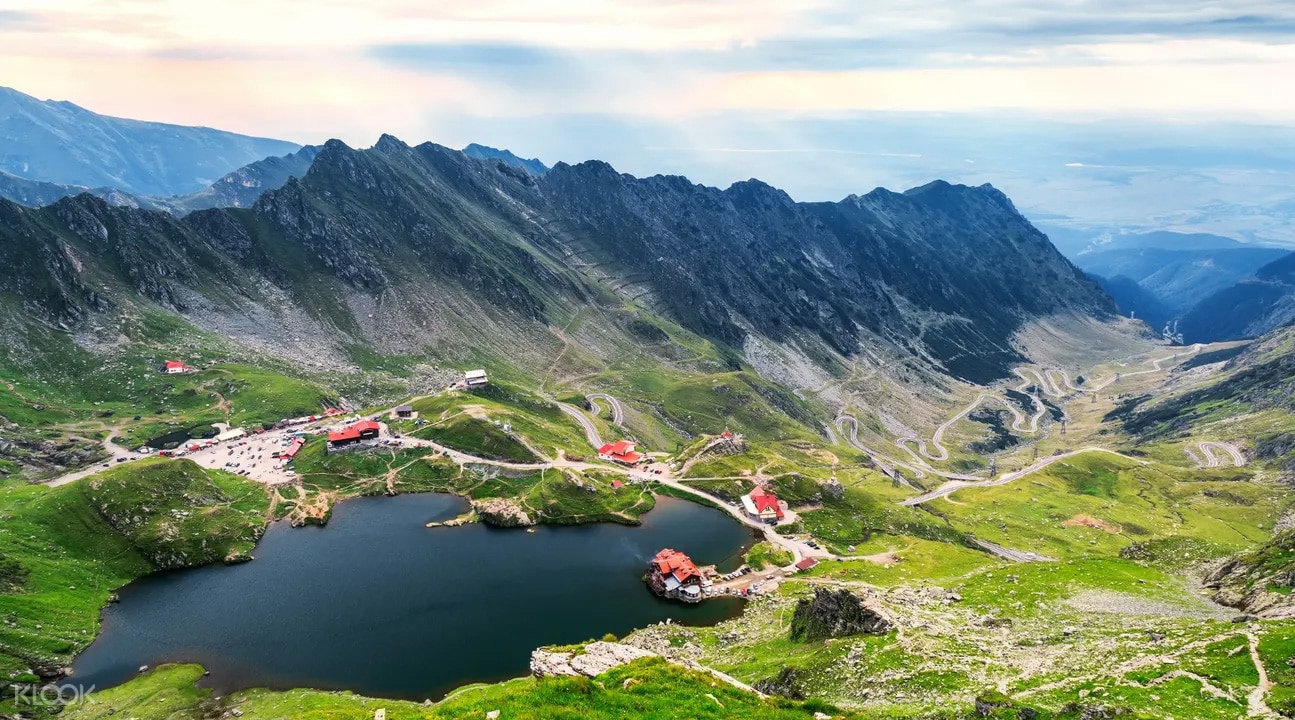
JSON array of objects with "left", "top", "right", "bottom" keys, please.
[{"left": 166, "top": 428, "right": 300, "bottom": 485}]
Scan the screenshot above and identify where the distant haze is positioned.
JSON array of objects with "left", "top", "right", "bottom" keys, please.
[{"left": 3, "top": 2, "right": 1295, "bottom": 242}]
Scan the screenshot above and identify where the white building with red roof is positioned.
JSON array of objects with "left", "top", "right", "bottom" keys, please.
[
  {"left": 741, "top": 487, "right": 785, "bottom": 524},
  {"left": 646, "top": 548, "right": 704, "bottom": 602},
  {"left": 161, "top": 360, "right": 198, "bottom": 375}
]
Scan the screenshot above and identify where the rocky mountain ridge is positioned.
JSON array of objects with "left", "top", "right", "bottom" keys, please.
[
  {"left": 1180, "top": 250, "right": 1295, "bottom": 342},
  {"left": 0, "top": 145, "right": 321, "bottom": 216},
  {"left": 0, "top": 134, "right": 1113, "bottom": 396}
]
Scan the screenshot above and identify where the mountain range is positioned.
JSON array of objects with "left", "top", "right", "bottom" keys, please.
[
  {"left": 1179, "top": 251, "right": 1295, "bottom": 342},
  {"left": 0, "top": 134, "right": 1112, "bottom": 391},
  {"left": 1073, "top": 246, "right": 1288, "bottom": 317},
  {"left": 0, "top": 86, "right": 299, "bottom": 196}
]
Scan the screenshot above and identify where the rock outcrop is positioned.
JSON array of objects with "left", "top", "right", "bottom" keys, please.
[
  {"left": 471, "top": 498, "right": 534, "bottom": 528},
  {"left": 790, "top": 588, "right": 892, "bottom": 642},
  {"left": 529, "top": 642, "right": 656, "bottom": 678},
  {"left": 1205, "top": 530, "right": 1295, "bottom": 619}
]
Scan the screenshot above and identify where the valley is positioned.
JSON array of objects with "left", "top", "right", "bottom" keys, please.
[
  {"left": 5, "top": 300, "right": 1294, "bottom": 719},
  {"left": 0, "top": 120, "right": 1292, "bottom": 720}
]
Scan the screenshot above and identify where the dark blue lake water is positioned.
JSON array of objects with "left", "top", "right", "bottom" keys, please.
[{"left": 71, "top": 493, "right": 752, "bottom": 700}]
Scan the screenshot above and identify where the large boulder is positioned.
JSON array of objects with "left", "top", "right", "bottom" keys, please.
[{"left": 790, "top": 588, "right": 891, "bottom": 642}]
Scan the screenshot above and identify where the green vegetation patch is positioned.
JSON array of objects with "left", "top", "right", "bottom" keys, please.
[
  {"left": 416, "top": 415, "right": 540, "bottom": 462},
  {"left": 0, "top": 460, "right": 270, "bottom": 677},
  {"left": 747, "top": 542, "right": 794, "bottom": 570},
  {"left": 63, "top": 659, "right": 850, "bottom": 720},
  {"left": 82, "top": 458, "right": 269, "bottom": 567},
  {"left": 936, "top": 452, "right": 1283, "bottom": 561}
]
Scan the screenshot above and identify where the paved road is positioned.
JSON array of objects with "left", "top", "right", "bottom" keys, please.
[
  {"left": 47, "top": 428, "right": 134, "bottom": 488},
  {"left": 835, "top": 415, "right": 983, "bottom": 482},
  {"left": 1049, "top": 369, "right": 1084, "bottom": 394},
  {"left": 1014, "top": 368, "right": 1064, "bottom": 398},
  {"left": 1198, "top": 441, "right": 1247, "bottom": 468},
  {"left": 900, "top": 447, "right": 1149, "bottom": 506},
  {"left": 558, "top": 403, "right": 604, "bottom": 450},
  {"left": 1086, "top": 343, "right": 1203, "bottom": 391},
  {"left": 974, "top": 539, "right": 1055, "bottom": 562},
  {"left": 896, "top": 390, "right": 1043, "bottom": 463},
  {"left": 585, "top": 393, "right": 625, "bottom": 426}
]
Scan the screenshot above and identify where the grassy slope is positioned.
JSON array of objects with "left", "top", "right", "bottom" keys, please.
[
  {"left": 933, "top": 453, "right": 1282, "bottom": 562},
  {"left": 0, "top": 459, "right": 268, "bottom": 683},
  {"left": 63, "top": 659, "right": 851, "bottom": 720}
]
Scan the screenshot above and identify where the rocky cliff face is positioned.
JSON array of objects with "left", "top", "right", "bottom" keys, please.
[
  {"left": 789, "top": 588, "right": 891, "bottom": 641},
  {"left": 0, "top": 134, "right": 1112, "bottom": 388}
]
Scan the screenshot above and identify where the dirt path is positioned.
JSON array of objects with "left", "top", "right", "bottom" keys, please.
[{"left": 1247, "top": 631, "right": 1276, "bottom": 718}]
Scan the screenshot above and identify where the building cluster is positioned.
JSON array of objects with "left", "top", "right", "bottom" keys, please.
[
  {"left": 646, "top": 548, "right": 704, "bottom": 603},
  {"left": 276, "top": 436, "right": 306, "bottom": 461}
]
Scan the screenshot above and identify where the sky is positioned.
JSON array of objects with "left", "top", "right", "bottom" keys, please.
[{"left": 3, "top": 1, "right": 1295, "bottom": 242}]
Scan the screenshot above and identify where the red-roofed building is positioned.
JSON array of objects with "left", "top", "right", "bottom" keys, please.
[
  {"left": 611, "top": 479, "right": 624, "bottom": 489},
  {"left": 794, "top": 558, "right": 819, "bottom": 572},
  {"left": 328, "top": 420, "right": 381, "bottom": 449},
  {"left": 741, "top": 487, "right": 785, "bottom": 524},
  {"left": 646, "top": 548, "right": 704, "bottom": 603},
  {"left": 280, "top": 437, "right": 306, "bottom": 461},
  {"left": 597, "top": 440, "right": 643, "bottom": 466},
  {"left": 161, "top": 360, "right": 197, "bottom": 375}
]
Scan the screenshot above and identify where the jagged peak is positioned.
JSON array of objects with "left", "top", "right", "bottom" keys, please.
[
  {"left": 724, "top": 178, "right": 795, "bottom": 207},
  {"left": 373, "top": 134, "right": 409, "bottom": 153},
  {"left": 319, "top": 138, "right": 354, "bottom": 154}
]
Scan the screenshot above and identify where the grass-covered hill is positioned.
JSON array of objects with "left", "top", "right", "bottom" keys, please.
[
  {"left": 62, "top": 659, "right": 850, "bottom": 720},
  {"left": 0, "top": 459, "right": 268, "bottom": 683}
]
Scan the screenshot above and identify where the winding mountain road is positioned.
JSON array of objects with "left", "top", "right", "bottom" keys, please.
[
  {"left": 1014, "top": 368, "right": 1064, "bottom": 398},
  {"left": 46, "top": 428, "right": 133, "bottom": 488},
  {"left": 1197, "top": 441, "right": 1247, "bottom": 468},
  {"left": 899, "top": 447, "right": 1149, "bottom": 506},
  {"left": 586, "top": 393, "right": 625, "bottom": 426},
  {"left": 836, "top": 415, "right": 984, "bottom": 482},
  {"left": 558, "top": 403, "right": 605, "bottom": 450},
  {"left": 1085, "top": 344, "right": 1203, "bottom": 392}
]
